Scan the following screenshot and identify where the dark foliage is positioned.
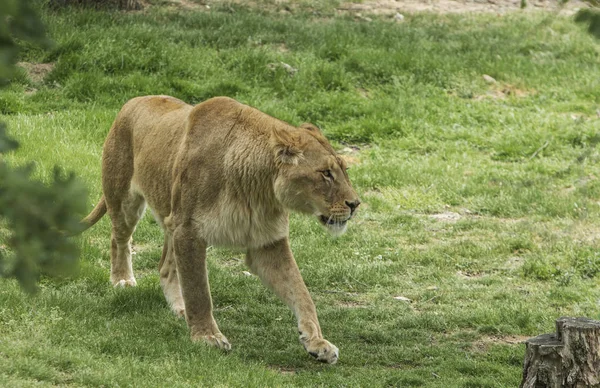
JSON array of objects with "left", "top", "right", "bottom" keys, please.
[
  {"left": 0, "top": 0, "right": 87, "bottom": 292},
  {"left": 574, "top": 7, "right": 600, "bottom": 39}
]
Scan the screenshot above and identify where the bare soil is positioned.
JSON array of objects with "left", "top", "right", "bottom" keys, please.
[
  {"left": 172, "top": 0, "right": 589, "bottom": 15},
  {"left": 337, "top": 0, "right": 588, "bottom": 16},
  {"left": 16, "top": 62, "right": 55, "bottom": 84},
  {"left": 472, "top": 334, "right": 531, "bottom": 352}
]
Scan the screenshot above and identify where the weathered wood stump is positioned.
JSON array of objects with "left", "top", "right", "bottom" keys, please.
[{"left": 520, "top": 317, "right": 600, "bottom": 388}]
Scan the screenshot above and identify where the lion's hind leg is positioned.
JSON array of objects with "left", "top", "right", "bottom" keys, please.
[
  {"left": 106, "top": 191, "right": 146, "bottom": 287},
  {"left": 158, "top": 233, "right": 185, "bottom": 317}
]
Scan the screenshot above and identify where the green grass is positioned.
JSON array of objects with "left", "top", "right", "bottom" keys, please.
[{"left": 2, "top": 3, "right": 600, "bottom": 386}]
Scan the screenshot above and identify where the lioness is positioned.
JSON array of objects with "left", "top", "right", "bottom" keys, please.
[{"left": 79, "top": 96, "right": 360, "bottom": 364}]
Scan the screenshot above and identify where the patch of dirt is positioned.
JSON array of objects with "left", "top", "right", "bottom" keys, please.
[
  {"left": 357, "top": 87, "right": 372, "bottom": 99},
  {"left": 560, "top": 220, "right": 600, "bottom": 244},
  {"left": 495, "top": 216, "right": 528, "bottom": 225},
  {"left": 166, "top": 0, "right": 207, "bottom": 10},
  {"left": 429, "top": 211, "right": 462, "bottom": 222},
  {"left": 473, "top": 334, "right": 530, "bottom": 351},
  {"left": 503, "top": 256, "right": 524, "bottom": 270},
  {"left": 272, "top": 43, "right": 290, "bottom": 53},
  {"left": 268, "top": 366, "right": 296, "bottom": 376},
  {"left": 474, "top": 83, "right": 534, "bottom": 101},
  {"left": 337, "top": 300, "right": 369, "bottom": 308},
  {"left": 17, "top": 62, "right": 55, "bottom": 84},
  {"left": 456, "top": 270, "right": 484, "bottom": 279},
  {"left": 337, "top": 0, "right": 588, "bottom": 16},
  {"left": 156, "top": 0, "right": 589, "bottom": 15}
]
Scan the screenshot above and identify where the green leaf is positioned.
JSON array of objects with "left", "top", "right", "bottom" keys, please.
[
  {"left": 0, "top": 0, "right": 86, "bottom": 293},
  {"left": 0, "top": 123, "right": 18, "bottom": 153}
]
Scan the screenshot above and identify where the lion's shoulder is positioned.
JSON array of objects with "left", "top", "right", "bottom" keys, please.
[{"left": 190, "top": 97, "right": 243, "bottom": 118}]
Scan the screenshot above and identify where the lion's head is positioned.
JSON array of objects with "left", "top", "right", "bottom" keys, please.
[{"left": 272, "top": 123, "right": 360, "bottom": 236}]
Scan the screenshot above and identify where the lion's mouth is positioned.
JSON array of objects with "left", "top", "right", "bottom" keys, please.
[
  {"left": 317, "top": 214, "right": 350, "bottom": 237},
  {"left": 319, "top": 215, "right": 348, "bottom": 226}
]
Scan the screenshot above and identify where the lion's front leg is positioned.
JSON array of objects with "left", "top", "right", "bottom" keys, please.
[
  {"left": 172, "top": 223, "right": 231, "bottom": 350},
  {"left": 246, "top": 238, "right": 339, "bottom": 364}
]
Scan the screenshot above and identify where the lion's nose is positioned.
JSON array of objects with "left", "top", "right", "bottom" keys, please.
[{"left": 345, "top": 199, "right": 361, "bottom": 214}]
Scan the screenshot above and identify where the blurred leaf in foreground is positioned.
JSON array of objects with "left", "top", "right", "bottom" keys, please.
[
  {"left": 0, "top": 0, "right": 87, "bottom": 293},
  {"left": 575, "top": 7, "right": 600, "bottom": 39}
]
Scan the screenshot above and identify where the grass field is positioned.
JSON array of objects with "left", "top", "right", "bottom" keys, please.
[{"left": 2, "top": 1, "right": 600, "bottom": 386}]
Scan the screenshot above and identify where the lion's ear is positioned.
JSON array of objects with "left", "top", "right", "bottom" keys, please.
[
  {"left": 299, "top": 123, "right": 322, "bottom": 134},
  {"left": 272, "top": 127, "right": 304, "bottom": 165}
]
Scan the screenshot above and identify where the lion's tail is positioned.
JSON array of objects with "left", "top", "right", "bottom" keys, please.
[{"left": 68, "top": 195, "right": 107, "bottom": 236}]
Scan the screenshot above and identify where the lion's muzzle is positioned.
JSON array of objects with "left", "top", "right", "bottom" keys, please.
[{"left": 345, "top": 199, "right": 360, "bottom": 216}]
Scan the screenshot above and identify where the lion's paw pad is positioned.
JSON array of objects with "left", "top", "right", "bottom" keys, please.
[{"left": 192, "top": 333, "right": 232, "bottom": 351}]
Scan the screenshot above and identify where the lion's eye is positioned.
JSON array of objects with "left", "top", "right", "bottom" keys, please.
[{"left": 322, "top": 170, "right": 333, "bottom": 179}]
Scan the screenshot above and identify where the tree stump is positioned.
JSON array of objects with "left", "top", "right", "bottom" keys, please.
[{"left": 520, "top": 317, "right": 600, "bottom": 388}]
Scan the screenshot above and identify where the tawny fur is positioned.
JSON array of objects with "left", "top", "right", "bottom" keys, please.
[{"left": 79, "top": 95, "right": 360, "bottom": 364}]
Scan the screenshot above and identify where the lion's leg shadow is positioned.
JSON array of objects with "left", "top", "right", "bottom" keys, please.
[{"left": 246, "top": 238, "right": 339, "bottom": 364}]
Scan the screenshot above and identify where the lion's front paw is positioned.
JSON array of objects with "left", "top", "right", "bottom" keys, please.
[
  {"left": 192, "top": 332, "right": 232, "bottom": 351},
  {"left": 301, "top": 337, "right": 339, "bottom": 364},
  {"left": 112, "top": 278, "right": 137, "bottom": 287}
]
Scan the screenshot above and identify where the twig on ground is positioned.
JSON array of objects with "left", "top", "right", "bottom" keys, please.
[{"left": 528, "top": 140, "right": 550, "bottom": 160}]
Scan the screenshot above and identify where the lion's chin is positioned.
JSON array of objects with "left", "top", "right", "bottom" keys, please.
[
  {"left": 318, "top": 215, "right": 348, "bottom": 237},
  {"left": 326, "top": 222, "right": 347, "bottom": 237}
]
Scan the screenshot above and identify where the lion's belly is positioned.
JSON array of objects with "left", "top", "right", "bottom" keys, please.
[{"left": 131, "top": 165, "right": 174, "bottom": 219}]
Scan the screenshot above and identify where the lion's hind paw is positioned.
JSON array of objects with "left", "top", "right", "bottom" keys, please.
[{"left": 113, "top": 278, "right": 137, "bottom": 287}]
